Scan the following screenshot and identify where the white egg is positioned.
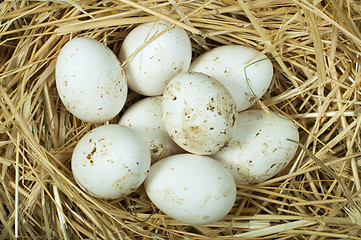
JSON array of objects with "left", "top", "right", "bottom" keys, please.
[
  {"left": 119, "top": 21, "right": 192, "bottom": 96},
  {"left": 189, "top": 45, "right": 273, "bottom": 111},
  {"left": 162, "top": 72, "right": 237, "bottom": 155},
  {"left": 71, "top": 124, "right": 151, "bottom": 199},
  {"left": 119, "top": 96, "right": 184, "bottom": 163},
  {"left": 144, "top": 153, "right": 236, "bottom": 225},
  {"left": 56, "top": 37, "right": 127, "bottom": 123},
  {"left": 212, "top": 110, "right": 299, "bottom": 185}
]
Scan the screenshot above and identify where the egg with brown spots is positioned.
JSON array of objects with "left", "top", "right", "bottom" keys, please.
[
  {"left": 56, "top": 37, "right": 127, "bottom": 123},
  {"left": 119, "top": 21, "right": 192, "bottom": 96},
  {"left": 71, "top": 124, "right": 151, "bottom": 199},
  {"left": 212, "top": 110, "right": 299, "bottom": 185},
  {"left": 119, "top": 96, "right": 184, "bottom": 163},
  {"left": 189, "top": 45, "right": 273, "bottom": 111},
  {"left": 162, "top": 72, "right": 237, "bottom": 155},
  {"left": 144, "top": 153, "right": 236, "bottom": 225}
]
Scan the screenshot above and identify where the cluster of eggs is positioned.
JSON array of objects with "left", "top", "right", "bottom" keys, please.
[{"left": 56, "top": 21, "right": 299, "bottom": 225}]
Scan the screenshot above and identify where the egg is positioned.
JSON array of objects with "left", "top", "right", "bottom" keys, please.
[
  {"left": 56, "top": 37, "right": 127, "bottom": 123},
  {"left": 119, "top": 21, "right": 192, "bottom": 96},
  {"left": 162, "top": 72, "right": 237, "bottom": 155},
  {"left": 189, "top": 45, "right": 273, "bottom": 111},
  {"left": 119, "top": 96, "right": 184, "bottom": 163},
  {"left": 144, "top": 153, "right": 236, "bottom": 225},
  {"left": 71, "top": 124, "right": 151, "bottom": 199},
  {"left": 212, "top": 110, "right": 299, "bottom": 185}
]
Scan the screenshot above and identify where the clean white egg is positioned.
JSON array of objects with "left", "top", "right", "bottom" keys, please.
[
  {"left": 71, "top": 124, "right": 151, "bottom": 199},
  {"left": 119, "top": 21, "right": 192, "bottom": 96},
  {"left": 162, "top": 72, "right": 237, "bottom": 155},
  {"left": 189, "top": 45, "right": 273, "bottom": 111},
  {"left": 212, "top": 110, "right": 299, "bottom": 185},
  {"left": 119, "top": 96, "right": 184, "bottom": 163},
  {"left": 56, "top": 37, "right": 127, "bottom": 123},
  {"left": 144, "top": 153, "right": 236, "bottom": 225}
]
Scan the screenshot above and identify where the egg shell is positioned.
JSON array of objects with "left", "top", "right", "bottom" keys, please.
[
  {"left": 144, "top": 153, "right": 236, "bottom": 225},
  {"left": 119, "top": 96, "right": 184, "bottom": 163},
  {"left": 71, "top": 124, "right": 151, "bottom": 199},
  {"left": 119, "top": 21, "right": 192, "bottom": 96},
  {"left": 56, "top": 37, "right": 127, "bottom": 123},
  {"left": 189, "top": 45, "right": 273, "bottom": 111},
  {"left": 212, "top": 110, "right": 299, "bottom": 185},
  {"left": 162, "top": 72, "right": 237, "bottom": 155}
]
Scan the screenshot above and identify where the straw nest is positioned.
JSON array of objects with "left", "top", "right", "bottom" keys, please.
[{"left": 1, "top": 0, "right": 361, "bottom": 239}]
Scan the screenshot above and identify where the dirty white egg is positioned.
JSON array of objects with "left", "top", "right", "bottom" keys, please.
[
  {"left": 71, "top": 124, "right": 151, "bottom": 199},
  {"left": 162, "top": 72, "right": 237, "bottom": 155},
  {"left": 119, "top": 21, "right": 192, "bottom": 96},
  {"left": 144, "top": 153, "right": 236, "bottom": 225},
  {"left": 189, "top": 45, "right": 273, "bottom": 111},
  {"left": 212, "top": 110, "right": 299, "bottom": 185},
  {"left": 56, "top": 37, "right": 127, "bottom": 123},
  {"left": 119, "top": 96, "right": 184, "bottom": 163}
]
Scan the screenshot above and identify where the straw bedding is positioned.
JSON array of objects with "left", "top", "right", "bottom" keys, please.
[{"left": 1, "top": 0, "right": 361, "bottom": 239}]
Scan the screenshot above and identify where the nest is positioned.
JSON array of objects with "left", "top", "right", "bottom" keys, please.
[{"left": 1, "top": 0, "right": 361, "bottom": 239}]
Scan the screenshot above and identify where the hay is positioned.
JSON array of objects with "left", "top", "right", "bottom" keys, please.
[{"left": 1, "top": 0, "right": 361, "bottom": 239}]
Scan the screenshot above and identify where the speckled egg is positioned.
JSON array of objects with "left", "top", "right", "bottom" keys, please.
[
  {"left": 56, "top": 37, "right": 127, "bottom": 123},
  {"left": 71, "top": 124, "right": 151, "bottom": 199},
  {"left": 144, "top": 153, "right": 236, "bottom": 225},
  {"left": 189, "top": 45, "right": 273, "bottom": 111},
  {"left": 119, "top": 21, "right": 192, "bottom": 96},
  {"left": 119, "top": 96, "right": 184, "bottom": 163},
  {"left": 162, "top": 72, "right": 237, "bottom": 155},
  {"left": 212, "top": 110, "right": 299, "bottom": 185}
]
